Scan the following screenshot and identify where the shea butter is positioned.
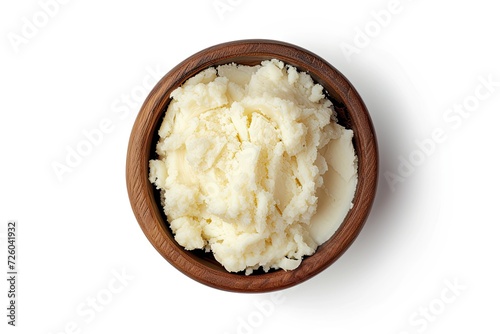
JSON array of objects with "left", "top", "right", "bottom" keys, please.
[{"left": 149, "top": 59, "right": 357, "bottom": 274}]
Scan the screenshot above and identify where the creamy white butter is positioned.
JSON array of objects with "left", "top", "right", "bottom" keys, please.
[
  {"left": 149, "top": 59, "right": 358, "bottom": 274},
  {"left": 309, "top": 127, "right": 358, "bottom": 245}
]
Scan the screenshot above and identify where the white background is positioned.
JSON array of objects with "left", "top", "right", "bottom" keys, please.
[{"left": 1, "top": 0, "right": 499, "bottom": 333}]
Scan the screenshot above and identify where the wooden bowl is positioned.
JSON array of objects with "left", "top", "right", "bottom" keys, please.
[{"left": 126, "top": 39, "right": 378, "bottom": 293}]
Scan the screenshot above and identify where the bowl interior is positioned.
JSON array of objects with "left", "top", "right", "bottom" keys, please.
[{"left": 126, "top": 40, "right": 378, "bottom": 292}]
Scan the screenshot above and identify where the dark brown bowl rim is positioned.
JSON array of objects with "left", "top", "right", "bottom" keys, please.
[{"left": 126, "top": 39, "right": 378, "bottom": 293}]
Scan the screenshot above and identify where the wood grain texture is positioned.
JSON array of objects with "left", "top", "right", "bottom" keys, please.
[{"left": 126, "top": 39, "right": 378, "bottom": 293}]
